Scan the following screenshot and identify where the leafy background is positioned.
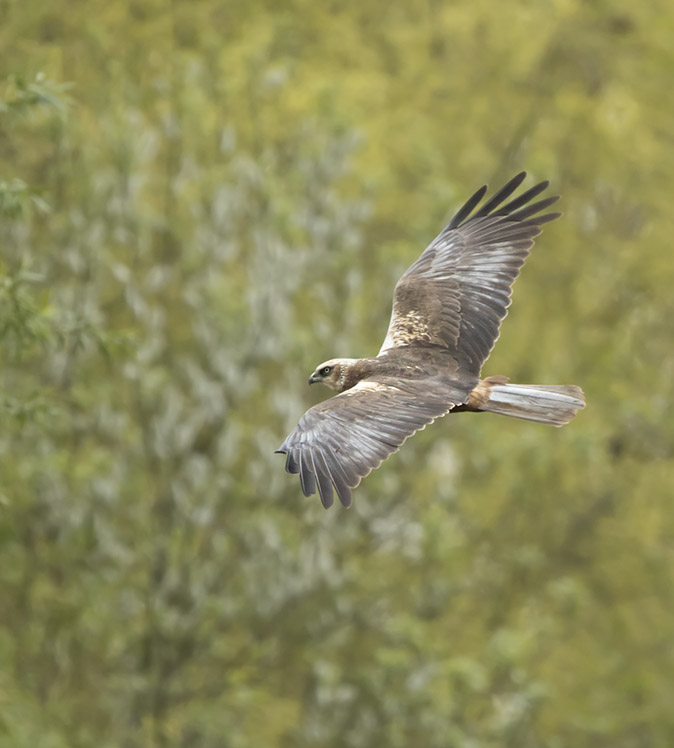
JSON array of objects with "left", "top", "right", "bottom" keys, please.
[{"left": 1, "top": 1, "right": 673, "bottom": 746}]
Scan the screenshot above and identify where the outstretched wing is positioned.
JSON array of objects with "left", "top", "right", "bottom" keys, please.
[
  {"left": 276, "top": 378, "right": 459, "bottom": 509},
  {"left": 378, "top": 172, "right": 561, "bottom": 374}
]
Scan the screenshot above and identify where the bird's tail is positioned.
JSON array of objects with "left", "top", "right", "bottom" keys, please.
[{"left": 471, "top": 376, "right": 585, "bottom": 427}]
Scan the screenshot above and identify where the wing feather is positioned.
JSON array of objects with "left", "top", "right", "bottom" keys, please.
[
  {"left": 492, "top": 180, "right": 551, "bottom": 215},
  {"left": 311, "top": 449, "right": 335, "bottom": 509},
  {"left": 378, "top": 173, "right": 561, "bottom": 374},
  {"left": 448, "top": 185, "right": 488, "bottom": 228},
  {"left": 472, "top": 171, "right": 527, "bottom": 217},
  {"left": 298, "top": 450, "right": 316, "bottom": 497}
]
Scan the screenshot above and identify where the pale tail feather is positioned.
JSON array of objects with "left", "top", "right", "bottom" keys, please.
[{"left": 481, "top": 383, "right": 585, "bottom": 427}]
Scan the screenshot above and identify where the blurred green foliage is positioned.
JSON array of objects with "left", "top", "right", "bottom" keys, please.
[{"left": 1, "top": 1, "right": 673, "bottom": 746}]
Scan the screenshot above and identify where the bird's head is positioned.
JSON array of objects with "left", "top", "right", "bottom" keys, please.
[{"left": 308, "top": 358, "right": 358, "bottom": 392}]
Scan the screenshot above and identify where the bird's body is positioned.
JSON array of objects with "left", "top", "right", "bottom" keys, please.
[
  {"left": 277, "top": 173, "right": 585, "bottom": 508},
  {"left": 310, "top": 348, "right": 469, "bottom": 395}
]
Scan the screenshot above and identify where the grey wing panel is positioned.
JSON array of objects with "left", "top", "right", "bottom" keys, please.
[{"left": 276, "top": 379, "right": 457, "bottom": 508}]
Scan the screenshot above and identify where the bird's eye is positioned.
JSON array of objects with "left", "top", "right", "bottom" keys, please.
[{"left": 321, "top": 366, "right": 332, "bottom": 376}]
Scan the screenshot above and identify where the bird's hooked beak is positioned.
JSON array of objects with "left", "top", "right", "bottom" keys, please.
[{"left": 308, "top": 374, "right": 319, "bottom": 385}]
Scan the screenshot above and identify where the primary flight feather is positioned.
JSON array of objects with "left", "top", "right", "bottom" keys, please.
[{"left": 276, "top": 172, "right": 585, "bottom": 509}]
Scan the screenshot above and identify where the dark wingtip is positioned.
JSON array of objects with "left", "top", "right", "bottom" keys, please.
[
  {"left": 511, "top": 170, "right": 528, "bottom": 186},
  {"left": 507, "top": 194, "right": 561, "bottom": 222},
  {"left": 339, "top": 492, "right": 352, "bottom": 509},
  {"left": 448, "top": 184, "right": 488, "bottom": 229},
  {"left": 534, "top": 211, "right": 563, "bottom": 226}
]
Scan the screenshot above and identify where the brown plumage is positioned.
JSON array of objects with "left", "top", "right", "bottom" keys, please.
[{"left": 276, "top": 173, "right": 585, "bottom": 508}]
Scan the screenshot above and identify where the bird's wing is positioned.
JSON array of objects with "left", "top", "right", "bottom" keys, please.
[
  {"left": 276, "top": 378, "right": 459, "bottom": 509},
  {"left": 378, "top": 172, "right": 561, "bottom": 374}
]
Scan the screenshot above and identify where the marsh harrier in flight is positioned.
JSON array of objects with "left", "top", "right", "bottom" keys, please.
[{"left": 277, "top": 173, "right": 585, "bottom": 508}]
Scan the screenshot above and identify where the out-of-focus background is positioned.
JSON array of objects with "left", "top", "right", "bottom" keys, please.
[{"left": 1, "top": 2, "right": 673, "bottom": 746}]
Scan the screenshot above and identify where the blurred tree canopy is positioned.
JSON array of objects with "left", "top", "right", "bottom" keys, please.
[{"left": 1, "top": 1, "right": 673, "bottom": 746}]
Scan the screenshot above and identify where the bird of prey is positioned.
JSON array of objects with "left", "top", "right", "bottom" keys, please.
[{"left": 276, "top": 172, "right": 585, "bottom": 509}]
